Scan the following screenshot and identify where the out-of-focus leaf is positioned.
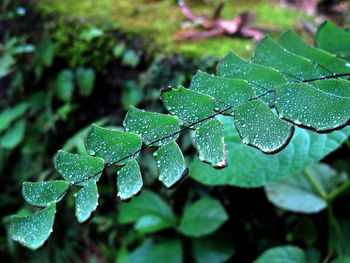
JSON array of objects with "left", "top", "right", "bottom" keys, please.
[
  {"left": 1, "top": 119, "right": 26, "bottom": 149},
  {"left": 179, "top": 197, "right": 228, "bottom": 237},
  {"left": 76, "top": 67, "right": 95, "bottom": 96},
  {"left": 56, "top": 69, "right": 75, "bottom": 101},
  {"left": 0, "top": 102, "right": 28, "bottom": 133},
  {"left": 122, "top": 50, "right": 140, "bottom": 67},
  {"left": 122, "top": 81, "right": 143, "bottom": 110},
  {"left": 253, "top": 245, "right": 306, "bottom": 263}
]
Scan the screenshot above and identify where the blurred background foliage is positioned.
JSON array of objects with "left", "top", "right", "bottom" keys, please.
[{"left": 1, "top": 0, "right": 350, "bottom": 262}]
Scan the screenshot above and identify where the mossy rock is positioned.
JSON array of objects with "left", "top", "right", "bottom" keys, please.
[{"left": 38, "top": 0, "right": 314, "bottom": 60}]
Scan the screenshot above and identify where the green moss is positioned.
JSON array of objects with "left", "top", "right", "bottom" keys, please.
[{"left": 38, "top": 0, "right": 314, "bottom": 59}]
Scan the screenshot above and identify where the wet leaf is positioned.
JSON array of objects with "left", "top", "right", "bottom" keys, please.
[
  {"left": 123, "top": 106, "right": 180, "bottom": 147},
  {"left": 154, "top": 140, "right": 187, "bottom": 188},
  {"left": 179, "top": 197, "right": 228, "bottom": 237},
  {"left": 234, "top": 100, "right": 294, "bottom": 153},
  {"left": 11, "top": 203, "right": 56, "bottom": 250},
  {"left": 313, "top": 79, "right": 350, "bottom": 98},
  {"left": 278, "top": 30, "right": 350, "bottom": 75},
  {"left": 192, "top": 234, "right": 234, "bottom": 263},
  {"left": 22, "top": 180, "right": 70, "bottom": 207},
  {"left": 54, "top": 150, "right": 104, "bottom": 186},
  {"left": 253, "top": 36, "right": 321, "bottom": 81},
  {"left": 194, "top": 118, "right": 227, "bottom": 167},
  {"left": 0, "top": 102, "right": 28, "bottom": 133},
  {"left": 76, "top": 67, "right": 95, "bottom": 96},
  {"left": 316, "top": 20, "right": 350, "bottom": 59},
  {"left": 117, "top": 160, "right": 143, "bottom": 201},
  {"left": 118, "top": 189, "right": 176, "bottom": 233},
  {"left": 1, "top": 119, "right": 26, "bottom": 149},
  {"left": 161, "top": 86, "right": 214, "bottom": 126},
  {"left": 265, "top": 163, "right": 346, "bottom": 213},
  {"left": 85, "top": 124, "right": 142, "bottom": 165},
  {"left": 189, "top": 115, "right": 350, "bottom": 187},
  {"left": 190, "top": 70, "right": 255, "bottom": 114},
  {"left": 74, "top": 180, "right": 99, "bottom": 223},
  {"left": 254, "top": 245, "right": 306, "bottom": 263},
  {"left": 217, "top": 52, "right": 285, "bottom": 106},
  {"left": 275, "top": 82, "right": 350, "bottom": 132}
]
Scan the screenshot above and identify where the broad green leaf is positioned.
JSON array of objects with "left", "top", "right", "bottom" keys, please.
[
  {"left": 85, "top": 124, "right": 142, "bottom": 165},
  {"left": 253, "top": 36, "right": 321, "bottom": 81},
  {"left": 36, "top": 40, "right": 55, "bottom": 67},
  {"left": 234, "top": 100, "right": 294, "bottom": 153},
  {"left": 217, "top": 52, "right": 285, "bottom": 106},
  {"left": 265, "top": 163, "right": 346, "bottom": 213},
  {"left": 254, "top": 245, "right": 306, "bottom": 263},
  {"left": 332, "top": 256, "right": 350, "bottom": 263},
  {"left": 0, "top": 54, "right": 15, "bottom": 78},
  {"left": 74, "top": 180, "right": 99, "bottom": 223},
  {"left": 161, "top": 86, "right": 214, "bottom": 125},
  {"left": 190, "top": 70, "right": 255, "bottom": 114},
  {"left": 134, "top": 214, "right": 172, "bottom": 234},
  {"left": 154, "top": 140, "right": 188, "bottom": 188},
  {"left": 192, "top": 234, "right": 234, "bottom": 263},
  {"left": 313, "top": 79, "right": 350, "bottom": 98},
  {"left": 194, "top": 118, "right": 227, "bottom": 168},
  {"left": 189, "top": 115, "right": 350, "bottom": 187},
  {"left": 22, "top": 181, "right": 70, "bottom": 207},
  {"left": 123, "top": 106, "right": 180, "bottom": 147},
  {"left": 76, "top": 67, "right": 95, "bottom": 96},
  {"left": 125, "top": 239, "right": 182, "bottom": 263},
  {"left": 11, "top": 203, "right": 56, "bottom": 250},
  {"left": 56, "top": 69, "right": 74, "bottom": 101},
  {"left": 54, "top": 150, "right": 105, "bottom": 185},
  {"left": 278, "top": 30, "right": 350, "bottom": 75},
  {"left": 179, "top": 197, "right": 228, "bottom": 237},
  {"left": 0, "top": 102, "right": 28, "bottom": 133},
  {"left": 275, "top": 82, "right": 350, "bottom": 132},
  {"left": 316, "top": 20, "right": 350, "bottom": 59},
  {"left": 122, "top": 49, "right": 140, "bottom": 67},
  {"left": 117, "top": 160, "right": 143, "bottom": 201},
  {"left": 122, "top": 80, "right": 143, "bottom": 110},
  {"left": 1, "top": 119, "right": 26, "bottom": 149},
  {"left": 118, "top": 189, "right": 176, "bottom": 231}
]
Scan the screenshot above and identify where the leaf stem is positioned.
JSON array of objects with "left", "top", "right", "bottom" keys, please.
[
  {"left": 304, "top": 168, "right": 327, "bottom": 200},
  {"left": 327, "top": 179, "right": 350, "bottom": 202}
]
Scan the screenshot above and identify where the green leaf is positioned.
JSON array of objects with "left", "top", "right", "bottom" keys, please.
[
  {"left": 74, "top": 180, "right": 99, "bottom": 223},
  {"left": 265, "top": 163, "right": 346, "bottom": 213},
  {"left": 189, "top": 115, "right": 350, "bottom": 187},
  {"left": 179, "top": 197, "right": 228, "bottom": 237},
  {"left": 11, "top": 203, "right": 56, "bottom": 250},
  {"left": 254, "top": 245, "right": 306, "bottom": 263},
  {"left": 22, "top": 181, "right": 70, "bottom": 207},
  {"left": 234, "top": 100, "right": 294, "bottom": 153},
  {"left": 123, "top": 106, "right": 180, "bottom": 147},
  {"left": 125, "top": 239, "right": 182, "bottom": 263},
  {"left": 154, "top": 140, "right": 188, "bottom": 188},
  {"left": 54, "top": 150, "right": 105, "bottom": 185},
  {"left": 0, "top": 102, "right": 28, "bottom": 133},
  {"left": 118, "top": 189, "right": 176, "bottom": 231},
  {"left": 253, "top": 36, "right": 321, "bottom": 81},
  {"left": 275, "top": 82, "right": 350, "bottom": 132},
  {"left": 161, "top": 86, "right": 214, "bottom": 125},
  {"left": 190, "top": 70, "right": 255, "bottom": 114},
  {"left": 316, "top": 20, "right": 350, "bottom": 59},
  {"left": 1, "top": 119, "right": 26, "bottom": 149},
  {"left": 122, "top": 80, "right": 143, "bottom": 110},
  {"left": 36, "top": 40, "right": 55, "bottom": 67},
  {"left": 122, "top": 50, "right": 140, "bottom": 67},
  {"left": 194, "top": 118, "right": 227, "bottom": 168},
  {"left": 85, "top": 124, "right": 142, "bottom": 165},
  {"left": 313, "top": 79, "right": 350, "bottom": 98},
  {"left": 76, "top": 67, "right": 95, "bottom": 96},
  {"left": 278, "top": 30, "right": 350, "bottom": 75},
  {"left": 56, "top": 69, "right": 75, "bottom": 101},
  {"left": 0, "top": 54, "right": 15, "bottom": 78},
  {"left": 117, "top": 160, "right": 143, "bottom": 201},
  {"left": 332, "top": 256, "right": 350, "bottom": 263},
  {"left": 217, "top": 52, "right": 285, "bottom": 106},
  {"left": 191, "top": 234, "right": 234, "bottom": 263}
]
